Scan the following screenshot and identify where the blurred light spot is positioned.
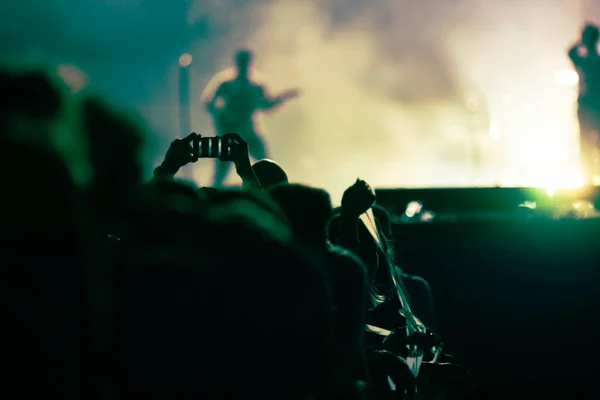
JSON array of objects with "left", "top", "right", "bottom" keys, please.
[
  {"left": 571, "top": 199, "right": 597, "bottom": 218},
  {"left": 542, "top": 169, "right": 584, "bottom": 197},
  {"left": 572, "top": 200, "right": 593, "bottom": 210},
  {"left": 57, "top": 64, "right": 87, "bottom": 93},
  {"left": 553, "top": 69, "right": 579, "bottom": 86},
  {"left": 387, "top": 376, "right": 396, "bottom": 391},
  {"left": 214, "top": 97, "right": 225, "bottom": 108},
  {"left": 405, "top": 201, "right": 423, "bottom": 218},
  {"left": 519, "top": 201, "right": 537, "bottom": 209},
  {"left": 420, "top": 211, "right": 435, "bottom": 222},
  {"left": 179, "top": 53, "right": 193, "bottom": 67}
]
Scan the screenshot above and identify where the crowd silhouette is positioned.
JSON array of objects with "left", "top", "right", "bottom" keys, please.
[
  {"left": 0, "top": 60, "right": 475, "bottom": 400},
  {"left": 5, "top": 21, "right": 600, "bottom": 399}
]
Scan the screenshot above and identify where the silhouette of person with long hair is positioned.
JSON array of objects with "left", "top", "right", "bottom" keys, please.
[
  {"left": 202, "top": 49, "right": 298, "bottom": 187},
  {"left": 569, "top": 23, "right": 600, "bottom": 184}
]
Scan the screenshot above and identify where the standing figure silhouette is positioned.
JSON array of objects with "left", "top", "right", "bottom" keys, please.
[
  {"left": 569, "top": 23, "right": 600, "bottom": 184},
  {"left": 202, "top": 49, "right": 299, "bottom": 187}
]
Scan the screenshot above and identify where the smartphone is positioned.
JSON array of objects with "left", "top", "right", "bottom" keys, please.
[{"left": 193, "top": 135, "right": 235, "bottom": 161}]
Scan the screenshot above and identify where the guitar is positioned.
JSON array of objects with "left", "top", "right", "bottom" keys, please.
[
  {"left": 211, "top": 88, "right": 300, "bottom": 129},
  {"left": 269, "top": 88, "right": 300, "bottom": 106}
]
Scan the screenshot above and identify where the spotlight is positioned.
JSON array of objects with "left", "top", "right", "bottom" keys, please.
[{"left": 179, "top": 53, "right": 193, "bottom": 67}]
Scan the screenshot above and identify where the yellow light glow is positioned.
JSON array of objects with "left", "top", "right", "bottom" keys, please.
[
  {"left": 542, "top": 167, "right": 585, "bottom": 197},
  {"left": 570, "top": 200, "right": 598, "bottom": 218},
  {"left": 405, "top": 201, "right": 423, "bottom": 218},
  {"left": 420, "top": 211, "right": 435, "bottom": 222},
  {"left": 185, "top": 1, "right": 590, "bottom": 201}
]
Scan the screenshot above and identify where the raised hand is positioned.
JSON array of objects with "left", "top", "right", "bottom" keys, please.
[
  {"left": 221, "top": 133, "right": 260, "bottom": 189},
  {"left": 341, "top": 179, "right": 376, "bottom": 217},
  {"left": 221, "top": 133, "right": 249, "bottom": 164},
  {"left": 162, "top": 132, "right": 199, "bottom": 172}
]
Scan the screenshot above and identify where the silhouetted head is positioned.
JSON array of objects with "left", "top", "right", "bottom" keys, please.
[
  {"left": 201, "top": 186, "right": 289, "bottom": 231},
  {"left": 268, "top": 184, "right": 332, "bottom": 247},
  {"left": 234, "top": 49, "right": 253, "bottom": 79},
  {"left": 149, "top": 179, "right": 205, "bottom": 207},
  {"left": 328, "top": 210, "right": 380, "bottom": 275},
  {"left": 0, "top": 65, "right": 92, "bottom": 187},
  {"left": 81, "top": 95, "right": 144, "bottom": 221},
  {"left": 582, "top": 23, "right": 599, "bottom": 47},
  {"left": 0, "top": 139, "right": 78, "bottom": 251},
  {"left": 0, "top": 68, "right": 64, "bottom": 130},
  {"left": 252, "top": 159, "right": 288, "bottom": 189}
]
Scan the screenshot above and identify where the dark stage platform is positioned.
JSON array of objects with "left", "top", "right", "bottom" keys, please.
[
  {"left": 379, "top": 188, "right": 600, "bottom": 398},
  {"left": 375, "top": 186, "right": 600, "bottom": 218}
]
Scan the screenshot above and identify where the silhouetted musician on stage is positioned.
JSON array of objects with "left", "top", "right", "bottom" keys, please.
[
  {"left": 569, "top": 23, "right": 600, "bottom": 184},
  {"left": 202, "top": 49, "right": 299, "bottom": 187}
]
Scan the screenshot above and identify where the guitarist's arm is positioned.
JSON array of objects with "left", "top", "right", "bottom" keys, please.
[
  {"left": 568, "top": 42, "right": 584, "bottom": 67},
  {"left": 257, "top": 86, "right": 298, "bottom": 111}
]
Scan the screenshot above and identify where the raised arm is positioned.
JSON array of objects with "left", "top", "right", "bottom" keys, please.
[
  {"left": 257, "top": 86, "right": 299, "bottom": 111},
  {"left": 151, "top": 132, "right": 198, "bottom": 182},
  {"left": 568, "top": 42, "right": 583, "bottom": 67},
  {"left": 339, "top": 180, "right": 376, "bottom": 243},
  {"left": 224, "top": 133, "right": 262, "bottom": 191},
  {"left": 256, "top": 86, "right": 279, "bottom": 110}
]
